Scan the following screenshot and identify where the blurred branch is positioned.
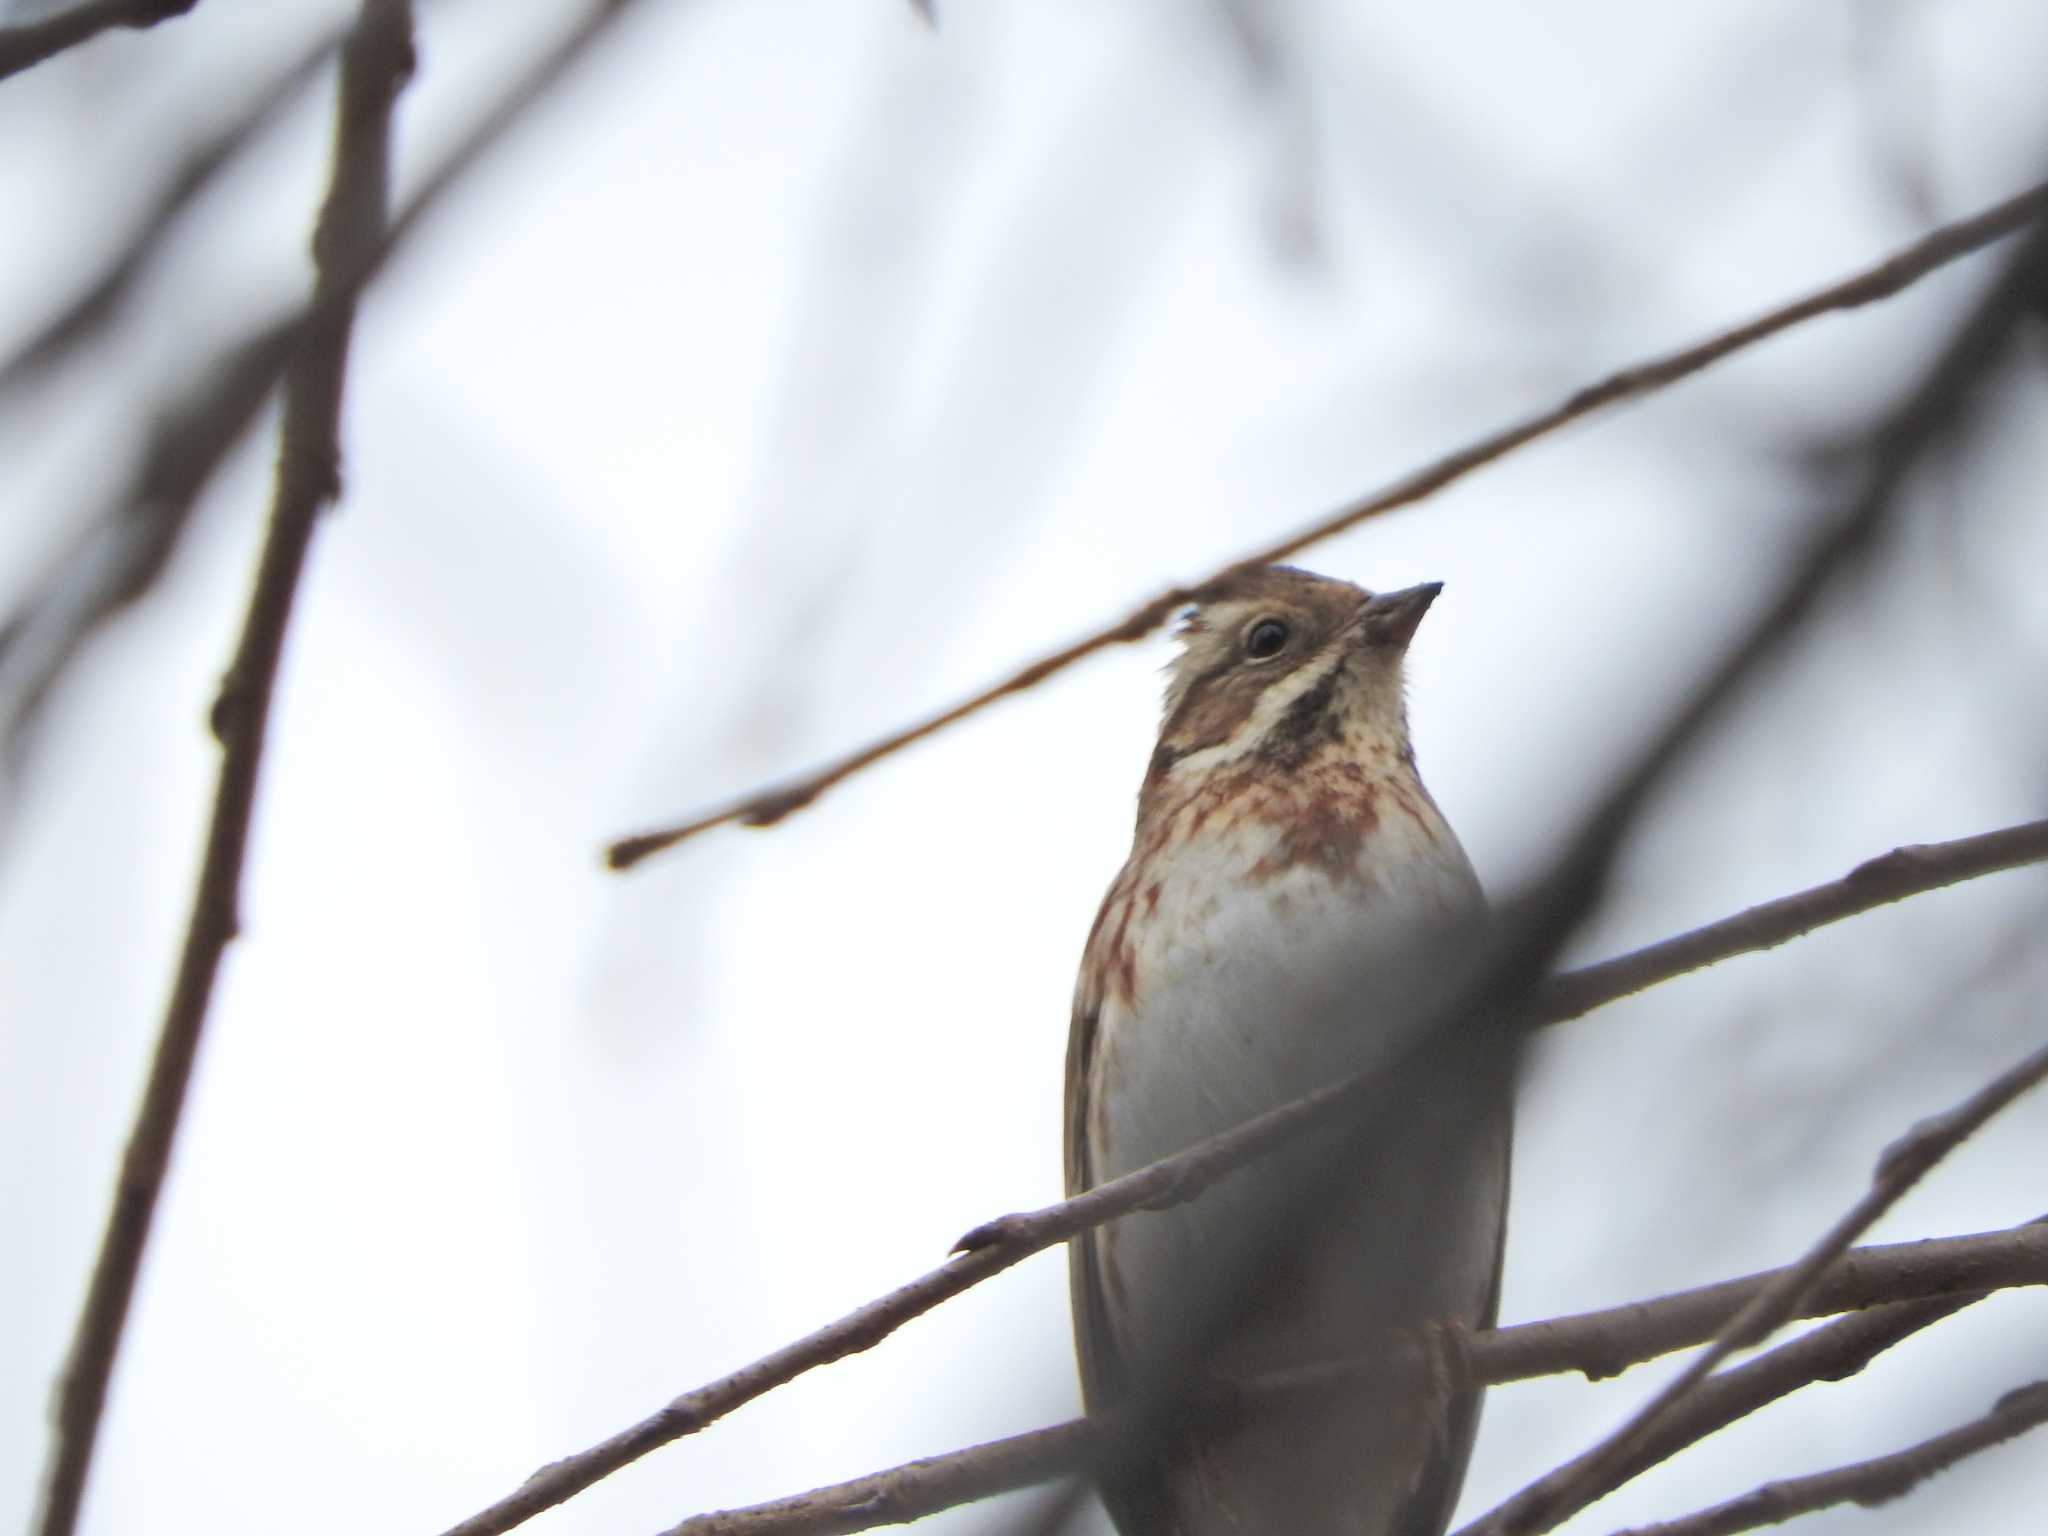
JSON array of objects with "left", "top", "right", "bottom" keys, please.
[
  {"left": 29, "top": 6, "right": 415, "bottom": 1536},
  {"left": 432, "top": 814, "right": 2046, "bottom": 1536},
  {"left": 0, "top": 0, "right": 198, "bottom": 83},
  {"left": 3, "top": 0, "right": 656, "bottom": 757},
  {"left": 1613, "top": 1381, "right": 2048, "bottom": 1536},
  {"left": 653, "top": 1225, "right": 2048, "bottom": 1536},
  {"left": 0, "top": 26, "right": 337, "bottom": 397},
  {"left": 604, "top": 179, "right": 2048, "bottom": 871},
  {"left": 1460, "top": 1034, "right": 2048, "bottom": 1536},
  {"left": 0, "top": 34, "right": 339, "bottom": 752},
  {"left": 0, "top": 319, "right": 302, "bottom": 754},
  {"left": 1531, "top": 818, "right": 2048, "bottom": 1027}
]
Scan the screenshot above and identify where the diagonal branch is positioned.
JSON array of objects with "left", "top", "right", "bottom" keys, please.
[
  {"left": 432, "top": 818, "right": 2048, "bottom": 1536},
  {"left": 603, "top": 179, "right": 2048, "bottom": 871},
  {"left": 1531, "top": 818, "right": 2048, "bottom": 1027},
  {"left": 1458, "top": 1294, "right": 1987, "bottom": 1536},
  {"left": 0, "top": 0, "right": 199, "bottom": 84},
  {"left": 1458, "top": 1034, "right": 2048, "bottom": 1536},
  {"left": 652, "top": 1224, "right": 2048, "bottom": 1536},
  {"left": 1612, "top": 1380, "right": 2048, "bottom": 1536},
  {"left": 29, "top": 7, "right": 416, "bottom": 1536}
]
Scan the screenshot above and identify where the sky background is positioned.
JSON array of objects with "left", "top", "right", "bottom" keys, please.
[{"left": 3, "top": 2, "right": 2047, "bottom": 1533}]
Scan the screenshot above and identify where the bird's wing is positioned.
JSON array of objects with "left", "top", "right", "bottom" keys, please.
[
  {"left": 1392, "top": 1062, "right": 1513, "bottom": 1536},
  {"left": 1064, "top": 875, "right": 1125, "bottom": 1417},
  {"left": 1066, "top": 871, "right": 1182, "bottom": 1536}
]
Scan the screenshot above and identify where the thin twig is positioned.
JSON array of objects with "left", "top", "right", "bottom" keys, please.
[
  {"left": 663, "top": 1420, "right": 1094, "bottom": 1536},
  {"left": 29, "top": 8, "right": 415, "bottom": 1536},
  {"left": 1612, "top": 1381, "right": 2048, "bottom": 1536},
  {"left": 1459, "top": 1036, "right": 2048, "bottom": 1536},
  {"left": 661, "top": 1235, "right": 2043, "bottom": 1536},
  {"left": 432, "top": 814, "right": 2048, "bottom": 1536},
  {"left": 603, "top": 179, "right": 2048, "bottom": 871},
  {"left": 0, "top": 0, "right": 198, "bottom": 83}
]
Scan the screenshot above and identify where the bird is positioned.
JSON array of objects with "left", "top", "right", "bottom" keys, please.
[{"left": 1065, "top": 564, "right": 1513, "bottom": 1536}]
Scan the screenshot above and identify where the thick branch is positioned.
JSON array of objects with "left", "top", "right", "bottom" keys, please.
[
  {"left": 29, "top": 8, "right": 415, "bottom": 1536},
  {"left": 604, "top": 180, "right": 2048, "bottom": 869},
  {"left": 1531, "top": 818, "right": 2048, "bottom": 1027},
  {"left": 0, "top": 0, "right": 198, "bottom": 84},
  {"left": 1613, "top": 1381, "right": 2048, "bottom": 1536},
  {"left": 434, "top": 819, "right": 2048, "bottom": 1536},
  {"left": 653, "top": 1225, "right": 2048, "bottom": 1536}
]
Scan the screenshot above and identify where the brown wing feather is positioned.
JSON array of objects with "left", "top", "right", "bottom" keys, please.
[
  {"left": 1392, "top": 1077, "right": 1513, "bottom": 1536},
  {"left": 1065, "top": 878, "right": 1178, "bottom": 1536}
]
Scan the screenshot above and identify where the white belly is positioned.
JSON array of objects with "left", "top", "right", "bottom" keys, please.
[
  {"left": 1079, "top": 811, "right": 1507, "bottom": 1536},
  {"left": 1092, "top": 811, "right": 1485, "bottom": 1197}
]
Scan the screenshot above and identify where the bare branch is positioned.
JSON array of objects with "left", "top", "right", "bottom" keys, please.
[
  {"left": 0, "top": 0, "right": 198, "bottom": 83},
  {"left": 664, "top": 1421, "right": 1092, "bottom": 1536},
  {"left": 0, "top": 319, "right": 301, "bottom": 752},
  {"left": 1451, "top": 1295, "right": 1985, "bottom": 1536},
  {"left": 1531, "top": 818, "right": 2048, "bottom": 1028},
  {"left": 603, "top": 180, "right": 2048, "bottom": 870},
  {"left": 29, "top": 7, "right": 416, "bottom": 1535},
  {"left": 1470, "top": 1221, "right": 2048, "bottom": 1386},
  {"left": 652, "top": 1225, "right": 2048, "bottom": 1536},
  {"left": 431, "top": 816, "right": 2048, "bottom": 1536},
  {"left": 1459, "top": 1035, "right": 2048, "bottom": 1536},
  {"left": 1612, "top": 1381, "right": 2048, "bottom": 1536}
]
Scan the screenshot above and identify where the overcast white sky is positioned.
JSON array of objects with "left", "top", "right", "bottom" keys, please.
[{"left": 4, "top": 2, "right": 2048, "bottom": 1533}]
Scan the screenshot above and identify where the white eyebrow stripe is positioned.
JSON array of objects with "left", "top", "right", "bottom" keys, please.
[{"left": 1160, "top": 643, "right": 1347, "bottom": 778}]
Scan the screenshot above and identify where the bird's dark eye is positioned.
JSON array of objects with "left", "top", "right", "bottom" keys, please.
[{"left": 1244, "top": 618, "right": 1290, "bottom": 659}]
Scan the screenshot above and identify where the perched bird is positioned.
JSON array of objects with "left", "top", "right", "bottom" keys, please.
[{"left": 1066, "top": 565, "right": 1512, "bottom": 1536}]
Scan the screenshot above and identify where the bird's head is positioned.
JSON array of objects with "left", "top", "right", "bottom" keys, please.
[{"left": 1143, "top": 565, "right": 1440, "bottom": 807}]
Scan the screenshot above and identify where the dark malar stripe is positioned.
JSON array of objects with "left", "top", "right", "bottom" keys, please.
[{"left": 1259, "top": 662, "right": 1343, "bottom": 769}]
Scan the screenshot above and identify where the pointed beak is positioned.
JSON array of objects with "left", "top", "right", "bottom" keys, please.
[{"left": 1355, "top": 581, "right": 1443, "bottom": 650}]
